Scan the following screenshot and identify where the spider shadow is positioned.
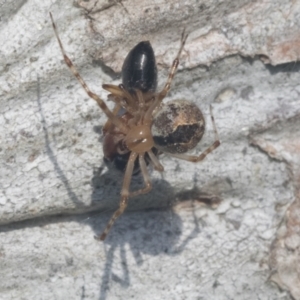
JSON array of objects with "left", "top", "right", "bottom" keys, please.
[
  {"left": 36, "top": 76, "right": 85, "bottom": 208},
  {"left": 36, "top": 75, "right": 215, "bottom": 299},
  {"left": 90, "top": 160, "right": 174, "bottom": 214},
  {"left": 87, "top": 207, "right": 202, "bottom": 300},
  {"left": 88, "top": 161, "right": 216, "bottom": 300}
]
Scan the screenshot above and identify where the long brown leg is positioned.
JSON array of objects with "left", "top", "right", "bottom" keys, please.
[
  {"left": 144, "top": 30, "right": 189, "bottom": 120},
  {"left": 129, "top": 90, "right": 145, "bottom": 126},
  {"left": 97, "top": 154, "right": 154, "bottom": 240},
  {"left": 129, "top": 154, "right": 152, "bottom": 198},
  {"left": 97, "top": 152, "right": 138, "bottom": 241},
  {"left": 147, "top": 150, "right": 164, "bottom": 172},
  {"left": 102, "top": 103, "right": 121, "bottom": 134},
  {"left": 167, "top": 140, "right": 220, "bottom": 162},
  {"left": 49, "top": 13, "right": 128, "bottom": 134},
  {"left": 164, "top": 105, "right": 220, "bottom": 162},
  {"left": 158, "top": 30, "right": 188, "bottom": 101},
  {"left": 103, "top": 84, "right": 136, "bottom": 112}
]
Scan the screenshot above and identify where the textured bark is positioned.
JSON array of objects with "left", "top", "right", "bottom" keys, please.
[{"left": 0, "top": 0, "right": 299, "bottom": 299}]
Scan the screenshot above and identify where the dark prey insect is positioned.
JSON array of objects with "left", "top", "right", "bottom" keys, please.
[{"left": 50, "top": 13, "right": 221, "bottom": 240}]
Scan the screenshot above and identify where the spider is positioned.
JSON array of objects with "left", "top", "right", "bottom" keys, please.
[{"left": 50, "top": 13, "right": 220, "bottom": 240}]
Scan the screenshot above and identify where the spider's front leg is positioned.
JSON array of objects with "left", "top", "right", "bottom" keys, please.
[
  {"left": 49, "top": 13, "right": 128, "bottom": 134},
  {"left": 158, "top": 30, "right": 188, "bottom": 101},
  {"left": 148, "top": 30, "right": 189, "bottom": 116}
]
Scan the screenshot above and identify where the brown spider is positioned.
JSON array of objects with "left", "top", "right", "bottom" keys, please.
[{"left": 50, "top": 13, "right": 220, "bottom": 240}]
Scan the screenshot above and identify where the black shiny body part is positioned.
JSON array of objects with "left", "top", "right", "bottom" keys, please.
[{"left": 122, "top": 41, "right": 157, "bottom": 93}]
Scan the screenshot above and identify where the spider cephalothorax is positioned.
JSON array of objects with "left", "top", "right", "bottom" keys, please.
[{"left": 50, "top": 13, "right": 220, "bottom": 240}]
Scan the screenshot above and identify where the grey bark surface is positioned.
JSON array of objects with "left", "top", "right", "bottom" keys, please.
[{"left": 0, "top": 0, "right": 300, "bottom": 299}]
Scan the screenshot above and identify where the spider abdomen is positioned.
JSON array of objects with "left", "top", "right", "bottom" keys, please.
[
  {"left": 152, "top": 99, "right": 205, "bottom": 154},
  {"left": 122, "top": 41, "right": 157, "bottom": 94}
]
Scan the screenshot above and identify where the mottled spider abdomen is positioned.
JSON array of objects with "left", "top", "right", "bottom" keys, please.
[
  {"left": 122, "top": 41, "right": 157, "bottom": 93},
  {"left": 152, "top": 100, "right": 205, "bottom": 154}
]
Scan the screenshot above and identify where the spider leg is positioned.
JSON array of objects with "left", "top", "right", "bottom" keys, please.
[
  {"left": 103, "top": 84, "right": 136, "bottom": 111},
  {"left": 164, "top": 105, "right": 220, "bottom": 162},
  {"left": 166, "top": 140, "right": 220, "bottom": 162},
  {"left": 129, "top": 153, "right": 152, "bottom": 198},
  {"left": 147, "top": 149, "right": 164, "bottom": 172},
  {"left": 144, "top": 30, "right": 189, "bottom": 121},
  {"left": 97, "top": 152, "right": 138, "bottom": 241},
  {"left": 129, "top": 90, "right": 145, "bottom": 125},
  {"left": 102, "top": 103, "right": 121, "bottom": 134},
  {"left": 158, "top": 29, "right": 188, "bottom": 100},
  {"left": 49, "top": 13, "right": 128, "bottom": 134}
]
